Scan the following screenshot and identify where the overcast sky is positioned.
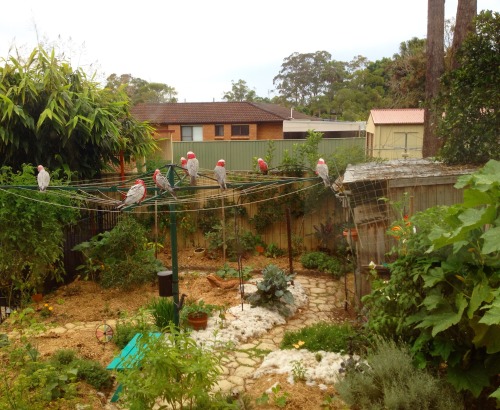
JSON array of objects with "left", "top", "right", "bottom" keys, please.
[{"left": 1, "top": 1, "right": 498, "bottom": 103}]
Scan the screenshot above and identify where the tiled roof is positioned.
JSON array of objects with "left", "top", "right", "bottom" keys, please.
[
  {"left": 131, "top": 102, "right": 317, "bottom": 124},
  {"left": 370, "top": 109, "right": 424, "bottom": 125}
]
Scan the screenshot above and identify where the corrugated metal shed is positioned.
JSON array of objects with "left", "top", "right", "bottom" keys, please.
[{"left": 369, "top": 109, "right": 424, "bottom": 125}]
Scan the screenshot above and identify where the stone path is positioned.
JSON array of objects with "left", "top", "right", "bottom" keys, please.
[{"left": 214, "top": 275, "right": 350, "bottom": 394}]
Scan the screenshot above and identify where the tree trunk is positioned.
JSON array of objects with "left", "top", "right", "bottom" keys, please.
[
  {"left": 423, "top": 0, "right": 445, "bottom": 158},
  {"left": 451, "top": 0, "right": 477, "bottom": 70}
]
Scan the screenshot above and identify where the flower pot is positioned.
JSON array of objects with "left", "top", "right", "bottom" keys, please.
[
  {"left": 193, "top": 248, "right": 206, "bottom": 258},
  {"left": 187, "top": 312, "right": 208, "bottom": 330},
  {"left": 342, "top": 228, "right": 358, "bottom": 241},
  {"left": 31, "top": 293, "right": 43, "bottom": 303}
]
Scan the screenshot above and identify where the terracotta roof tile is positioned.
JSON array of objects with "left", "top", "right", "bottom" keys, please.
[
  {"left": 131, "top": 102, "right": 316, "bottom": 124},
  {"left": 370, "top": 109, "right": 424, "bottom": 125}
]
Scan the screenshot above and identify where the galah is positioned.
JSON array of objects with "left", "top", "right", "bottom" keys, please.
[
  {"left": 214, "top": 159, "right": 227, "bottom": 190},
  {"left": 316, "top": 158, "right": 330, "bottom": 187},
  {"left": 37, "top": 165, "right": 50, "bottom": 192},
  {"left": 116, "top": 179, "right": 147, "bottom": 209},
  {"left": 257, "top": 158, "right": 268, "bottom": 175},
  {"left": 180, "top": 157, "right": 188, "bottom": 175},
  {"left": 186, "top": 151, "right": 199, "bottom": 185},
  {"left": 153, "top": 169, "right": 177, "bottom": 199}
]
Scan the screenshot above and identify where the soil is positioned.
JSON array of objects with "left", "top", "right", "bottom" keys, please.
[{"left": 2, "top": 249, "right": 353, "bottom": 409}]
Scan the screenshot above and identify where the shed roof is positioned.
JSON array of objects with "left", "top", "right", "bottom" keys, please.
[
  {"left": 369, "top": 109, "right": 424, "bottom": 125},
  {"left": 343, "top": 159, "right": 477, "bottom": 184},
  {"left": 131, "top": 102, "right": 317, "bottom": 124}
]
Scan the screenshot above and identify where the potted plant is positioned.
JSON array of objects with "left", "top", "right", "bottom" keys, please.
[{"left": 180, "top": 300, "right": 217, "bottom": 331}]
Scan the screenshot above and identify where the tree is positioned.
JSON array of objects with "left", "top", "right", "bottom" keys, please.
[
  {"left": 0, "top": 47, "right": 157, "bottom": 179},
  {"left": 222, "top": 79, "right": 257, "bottom": 102},
  {"left": 105, "top": 73, "right": 178, "bottom": 104},
  {"left": 273, "top": 51, "right": 346, "bottom": 108},
  {"left": 450, "top": 0, "right": 478, "bottom": 69},
  {"left": 387, "top": 37, "right": 427, "bottom": 108},
  {"left": 423, "top": 0, "right": 445, "bottom": 158},
  {"left": 437, "top": 11, "right": 500, "bottom": 165}
]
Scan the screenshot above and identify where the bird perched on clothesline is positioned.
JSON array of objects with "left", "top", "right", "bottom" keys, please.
[
  {"left": 257, "top": 158, "right": 268, "bottom": 175},
  {"left": 37, "top": 165, "right": 50, "bottom": 192},
  {"left": 180, "top": 156, "right": 188, "bottom": 175},
  {"left": 186, "top": 151, "right": 199, "bottom": 185},
  {"left": 214, "top": 159, "right": 227, "bottom": 190},
  {"left": 116, "top": 179, "right": 147, "bottom": 210},
  {"left": 315, "top": 158, "right": 330, "bottom": 187},
  {"left": 153, "top": 169, "right": 177, "bottom": 199}
]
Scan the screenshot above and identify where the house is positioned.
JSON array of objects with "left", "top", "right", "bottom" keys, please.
[
  {"left": 366, "top": 109, "right": 424, "bottom": 159},
  {"left": 131, "top": 102, "right": 364, "bottom": 162}
]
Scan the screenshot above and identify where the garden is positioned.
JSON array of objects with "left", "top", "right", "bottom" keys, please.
[{"left": 1, "top": 155, "right": 499, "bottom": 409}]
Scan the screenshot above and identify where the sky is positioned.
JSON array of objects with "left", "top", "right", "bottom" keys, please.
[{"left": 1, "top": 1, "right": 498, "bottom": 103}]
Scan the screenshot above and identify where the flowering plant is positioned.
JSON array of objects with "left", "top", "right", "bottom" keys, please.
[{"left": 40, "top": 303, "right": 53, "bottom": 318}]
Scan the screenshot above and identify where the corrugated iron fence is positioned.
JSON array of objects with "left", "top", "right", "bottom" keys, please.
[{"left": 172, "top": 138, "right": 365, "bottom": 171}]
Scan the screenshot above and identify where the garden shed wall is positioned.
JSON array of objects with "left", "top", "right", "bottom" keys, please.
[{"left": 341, "top": 159, "right": 478, "bottom": 305}]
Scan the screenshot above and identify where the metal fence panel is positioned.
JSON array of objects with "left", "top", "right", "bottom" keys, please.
[{"left": 173, "top": 138, "right": 365, "bottom": 171}]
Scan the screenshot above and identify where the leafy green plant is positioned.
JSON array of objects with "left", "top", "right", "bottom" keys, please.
[
  {"left": 73, "top": 216, "right": 165, "bottom": 289},
  {"left": 73, "top": 358, "right": 113, "bottom": 390},
  {"left": 291, "top": 360, "right": 306, "bottom": 382},
  {"left": 216, "top": 263, "right": 253, "bottom": 280},
  {"left": 363, "top": 160, "right": 500, "bottom": 406},
  {"left": 0, "top": 164, "right": 80, "bottom": 306},
  {"left": 180, "top": 299, "right": 219, "bottom": 323},
  {"left": 280, "top": 322, "right": 369, "bottom": 354},
  {"left": 147, "top": 297, "right": 176, "bottom": 330},
  {"left": 300, "top": 251, "right": 344, "bottom": 278},
  {"left": 265, "top": 243, "right": 285, "bottom": 258},
  {"left": 115, "top": 324, "right": 223, "bottom": 409},
  {"left": 255, "top": 384, "right": 289, "bottom": 408},
  {"left": 245, "top": 264, "right": 295, "bottom": 317},
  {"left": 336, "top": 339, "right": 463, "bottom": 410}
]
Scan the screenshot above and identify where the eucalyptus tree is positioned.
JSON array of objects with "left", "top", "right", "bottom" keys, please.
[
  {"left": 273, "top": 51, "right": 347, "bottom": 109},
  {"left": 222, "top": 79, "right": 258, "bottom": 102},
  {"left": 387, "top": 37, "right": 427, "bottom": 108},
  {"left": 0, "top": 47, "right": 157, "bottom": 179},
  {"left": 105, "top": 73, "right": 178, "bottom": 104},
  {"left": 423, "top": 0, "right": 445, "bottom": 158}
]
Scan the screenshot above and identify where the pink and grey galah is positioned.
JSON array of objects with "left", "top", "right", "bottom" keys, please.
[
  {"left": 257, "top": 158, "right": 268, "bottom": 175},
  {"left": 153, "top": 169, "right": 177, "bottom": 199},
  {"left": 180, "top": 157, "right": 188, "bottom": 175},
  {"left": 116, "top": 179, "right": 147, "bottom": 209},
  {"left": 214, "top": 159, "right": 227, "bottom": 190},
  {"left": 186, "top": 151, "right": 199, "bottom": 185},
  {"left": 315, "top": 158, "right": 330, "bottom": 187},
  {"left": 37, "top": 165, "right": 50, "bottom": 192}
]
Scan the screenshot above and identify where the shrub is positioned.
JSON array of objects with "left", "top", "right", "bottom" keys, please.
[
  {"left": 116, "top": 324, "right": 222, "bottom": 409},
  {"left": 300, "top": 252, "right": 344, "bottom": 278},
  {"left": 336, "top": 339, "right": 464, "bottom": 410},
  {"left": 74, "top": 358, "right": 113, "bottom": 390},
  {"left": 265, "top": 243, "right": 285, "bottom": 258},
  {"left": 51, "top": 349, "right": 77, "bottom": 366},
  {"left": 148, "top": 297, "right": 175, "bottom": 330},
  {"left": 245, "top": 264, "right": 295, "bottom": 317},
  {"left": 73, "top": 216, "right": 165, "bottom": 289},
  {"left": 280, "top": 322, "right": 369, "bottom": 354}
]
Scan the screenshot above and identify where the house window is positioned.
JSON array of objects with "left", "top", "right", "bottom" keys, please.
[
  {"left": 215, "top": 125, "right": 224, "bottom": 137},
  {"left": 181, "top": 126, "right": 203, "bottom": 141},
  {"left": 231, "top": 124, "right": 249, "bottom": 136}
]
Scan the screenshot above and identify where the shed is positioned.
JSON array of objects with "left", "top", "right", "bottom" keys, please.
[
  {"left": 340, "top": 159, "right": 478, "bottom": 305},
  {"left": 366, "top": 109, "right": 424, "bottom": 159}
]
